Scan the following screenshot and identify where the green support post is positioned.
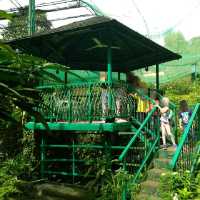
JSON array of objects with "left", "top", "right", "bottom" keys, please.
[
  {"left": 28, "top": 0, "right": 36, "bottom": 35},
  {"left": 88, "top": 84, "right": 93, "bottom": 122},
  {"left": 107, "top": 46, "right": 112, "bottom": 85},
  {"left": 40, "top": 132, "right": 45, "bottom": 178},
  {"left": 118, "top": 72, "right": 121, "bottom": 81},
  {"left": 122, "top": 159, "right": 127, "bottom": 200},
  {"left": 156, "top": 114, "right": 160, "bottom": 149},
  {"left": 191, "top": 63, "right": 197, "bottom": 81},
  {"left": 69, "top": 89, "right": 72, "bottom": 122},
  {"left": 72, "top": 139, "right": 75, "bottom": 183},
  {"left": 156, "top": 64, "right": 159, "bottom": 91},
  {"left": 64, "top": 72, "right": 68, "bottom": 85},
  {"left": 107, "top": 46, "right": 112, "bottom": 113}
]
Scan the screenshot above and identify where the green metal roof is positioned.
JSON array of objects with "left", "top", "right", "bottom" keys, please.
[{"left": 6, "top": 16, "right": 181, "bottom": 72}]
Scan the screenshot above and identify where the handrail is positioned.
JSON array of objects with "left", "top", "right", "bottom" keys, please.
[
  {"left": 133, "top": 135, "right": 159, "bottom": 182},
  {"left": 37, "top": 81, "right": 126, "bottom": 89},
  {"left": 35, "top": 81, "right": 137, "bottom": 122},
  {"left": 191, "top": 143, "right": 200, "bottom": 174},
  {"left": 37, "top": 81, "right": 106, "bottom": 89},
  {"left": 35, "top": 81, "right": 160, "bottom": 123},
  {"left": 170, "top": 103, "right": 200, "bottom": 170},
  {"left": 118, "top": 106, "right": 157, "bottom": 161}
]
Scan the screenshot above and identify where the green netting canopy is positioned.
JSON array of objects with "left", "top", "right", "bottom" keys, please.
[{"left": 6, "top": 16, "right": 181, "bottom": 72}]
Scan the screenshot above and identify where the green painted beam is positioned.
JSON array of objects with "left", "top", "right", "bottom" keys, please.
[
  {"left": 25, "top": 122, "right": 131, "bottom": 132},
  {"left": 156, "top": 64, "right": 159, "bottom": 91}
]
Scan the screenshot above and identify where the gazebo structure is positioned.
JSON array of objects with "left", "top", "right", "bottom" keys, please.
[{"left": 7, "top": 16, "right": 182, "bottom": 195}]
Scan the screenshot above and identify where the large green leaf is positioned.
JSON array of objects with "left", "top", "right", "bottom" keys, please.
[
  {"left": 0, "top": 68, "right": 24, "bottom": 84},
  {"left": 0, "top": 110, "right": 17, "bottom": 123},
  {"left": 0, "top": 10, "right": 14, "bottom": 20},
  {"left": 39, "top": 69, "right": 64, "bottom": 83},
  {"left": 0, "top": 82, "right": 25, "bottom": 99}
]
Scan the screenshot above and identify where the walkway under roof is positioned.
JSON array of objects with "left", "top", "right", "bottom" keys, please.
[{"left": 6, "top": 16, "right": 181, "bottom": 72}]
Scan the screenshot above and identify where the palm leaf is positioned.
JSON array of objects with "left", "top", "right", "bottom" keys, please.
[
  {"left": 0, "top": 68, "right": 24, "bottom": 84},
  {"left": 17, "top": 88, "right": 40, "bottom": 99},
  {"left": 0, "top": 43, "right": 17, "bottom": 58},
  {"left": 13, "top": 99, "right": 49, "bottom": 131},
  {"left": 0, "top": 110, "right": 17, "bottom": 123},
  {"left": 41, "top": 63, "right": 70, "bottom": 71},
  {"left": 0, "top": 10, "right": 14, "bottom": 20},
  {"left": 0, "top": 82, "right": 25, "bottom": 99},
  {"left": 39, "top": 69, "right": 64, "bottom": 83}
]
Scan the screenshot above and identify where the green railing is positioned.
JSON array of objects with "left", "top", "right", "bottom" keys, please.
[
  {"left": 36, "top": 81, "right": 134, "bottom": 122},
  {"left": 39, "top": 129, "right": 148, "bottom": 182},
  {"left": 34, "top": 81, "right": 157, "bottom": 123},
  {"left": 170, "top": 103, "right": 200, "bottom": 172},
  {"left": 118, "top": 106, "right": 160, "bottom": 199}
]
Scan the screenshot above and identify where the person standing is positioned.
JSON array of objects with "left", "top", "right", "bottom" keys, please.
[
  {"left": 156, "top": 97, "right": 176, "bottom": 149},
  {"left": 179, "top": 100, "right": 192, "bottom": 131}
]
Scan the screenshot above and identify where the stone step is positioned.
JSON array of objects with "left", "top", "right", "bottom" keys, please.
[
  {"left": 38, "top": 196, "right": 65, "bottom": 200},
  {"left": 147, "top": 168, "right": 169, "bottom": 181},
  {"left": 118, "top": 131, "right": 135, "bottom": 135},
  {"left": 136, "top": 193, "right": 161, "bottom": 200},
  {"left": 140, "top": 180, "right": 160, "bottom": 195},
  {"left": 153, "top": 158, "right": 171, "bottom": 169},
  {"left": 158, "top": 146, "right": 176, "bottom": 159}
]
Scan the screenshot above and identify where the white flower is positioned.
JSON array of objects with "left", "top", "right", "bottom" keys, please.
[{"left": 173, "top": 193, "right": 179, "bottom": 200}]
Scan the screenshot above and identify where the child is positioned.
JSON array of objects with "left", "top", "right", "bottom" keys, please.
[
  {"left": 179, "top": 100, "right": 192, "bottom": 131},
  {"left": 156, "top": 97, "right": 176, "bottom": 149}
]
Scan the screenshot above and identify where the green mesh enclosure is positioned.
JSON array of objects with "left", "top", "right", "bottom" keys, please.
[{"left": 135, "top": 54, "right": 200, "bottom": 84}]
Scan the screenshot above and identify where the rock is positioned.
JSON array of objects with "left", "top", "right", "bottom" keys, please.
[{"left": 35, "top": 183, "right": 95, "bottom": 200}]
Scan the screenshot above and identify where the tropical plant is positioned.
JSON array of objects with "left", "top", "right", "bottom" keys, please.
[
  {"left": 96, "top": 169, "right": 134, "bottom": 200},
  {"left": 161, "top": 77, "right": 200, "bottom": 107},
  {"left": 0, "top": 130, "right": 36, "bottom": 199},
  {"left": 159, "top": 171, "right": 199, "bottom": 200}
]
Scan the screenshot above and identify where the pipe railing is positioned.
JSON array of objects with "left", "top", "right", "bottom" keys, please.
[
  {"left": 170, "top": 103, "right": 200, "bottom": 172},
  {"left": 34, "top": 81, "right": 157, "bottom": 123}
]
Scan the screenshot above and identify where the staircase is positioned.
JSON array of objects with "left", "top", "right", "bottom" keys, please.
[
  {"left": 136, "top": 146, "right": 176, "bottom": 200},
  {"left": 32, "top": 85, "right": 160, "bottom": 184},
  {"left": 28, "top": 83, "right": 200, "bottom": 200},
  {"left": 134, "top": 103, "right": 200, "bottom": 200}
]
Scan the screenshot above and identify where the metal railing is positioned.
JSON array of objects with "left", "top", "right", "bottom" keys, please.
[
  {"left": 170, "top": 103, "right": 200, "bottom": 172},
  {"left": 118, "top": 106, "right": 160, "bottom": 199},
  {"left": 36, "top": 81, "right": 134, "bottom": 122},
  {"left": 34, "top": 81, "right": 157, "bottom": 123}
]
